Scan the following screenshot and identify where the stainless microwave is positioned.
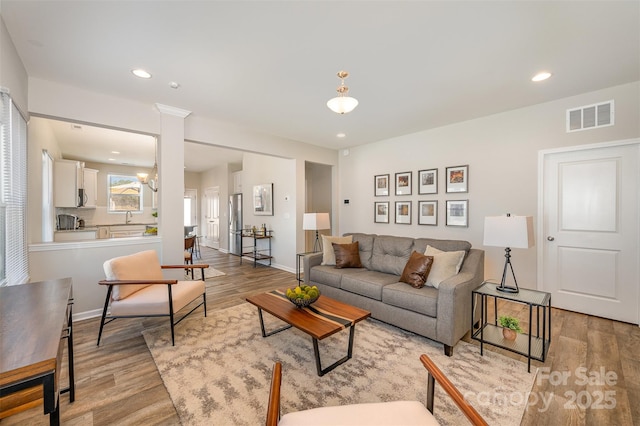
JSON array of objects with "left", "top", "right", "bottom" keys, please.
[{"left": 57, "top": 214, "right": 79, "bottom": 230}]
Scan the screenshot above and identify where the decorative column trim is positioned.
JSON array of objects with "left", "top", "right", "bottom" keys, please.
[{"left": 155, "top": 103, "right": 192, "bottom": 118}]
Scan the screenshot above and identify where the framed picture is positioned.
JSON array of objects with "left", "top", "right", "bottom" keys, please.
[
  {"left": 253, "top": 183, "right": 273, "bottom": 216},
  {"left": 374, "top": 174, "right": 390, "bottom": 197},
  {"left": 395, "top": 201, "right": 412, "bottom": 224},
  {"left": 418, "top": 169, "right": 438, "bottom": 194},
  {"left": 374, "top": 201, "right": 389, "bottom": 223},
  {"left": 395, "top": 171, "right": 412, "bottom": 196},
  {"left": 418, "top": 200, "right": 438, "bottom": 226},
  {"left": 446, "top": 165, "right": 469, "bottom": 193},
  {"left": 446, "top": 200, "right": 468, "bottom": 227}
]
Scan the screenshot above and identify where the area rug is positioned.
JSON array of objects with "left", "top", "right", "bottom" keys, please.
[
  {"left": 143, "top": 303, "right": 536, "bottom": 425},
  {"left": 185, "top": 266, "right": 225, "bottom": 280}
]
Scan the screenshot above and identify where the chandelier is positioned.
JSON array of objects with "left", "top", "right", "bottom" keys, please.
[
  {"left": 137, "top": 138, "right": 158, "bottom": 192},
  {"left": 327, "top": 70, "right": 358, "bottom": 114}
]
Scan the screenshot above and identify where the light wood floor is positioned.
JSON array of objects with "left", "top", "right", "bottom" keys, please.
[{"left": 3, "top": 247, "right": 638, "bottom": 425}]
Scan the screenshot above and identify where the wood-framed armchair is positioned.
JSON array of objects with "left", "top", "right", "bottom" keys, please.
[
  {"left": 266, "top": 354, "right": 488, "bottom": 426},
  {"left": 97, "top": 250, "right": 209, "bottom": 346}
]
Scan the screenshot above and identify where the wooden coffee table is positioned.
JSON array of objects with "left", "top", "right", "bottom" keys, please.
[{"left": 246, "top": 289, "right": 371, "bottom": 376}]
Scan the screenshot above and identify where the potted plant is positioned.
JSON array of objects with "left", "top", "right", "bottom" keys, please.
[{"left": 499, "top": 315, "right": 522, "bottom": 341}]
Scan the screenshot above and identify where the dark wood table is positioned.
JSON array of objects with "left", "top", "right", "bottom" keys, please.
[
  {"left": 246, "top": 290, "right": 371, "bottom": 376},
  {"left": 0, "top": 278, "right": 75, "bottom": 425}
]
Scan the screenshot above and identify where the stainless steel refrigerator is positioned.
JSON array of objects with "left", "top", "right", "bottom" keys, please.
[{"left": 229, "top": 193, "right": 243, "bottom": 256}]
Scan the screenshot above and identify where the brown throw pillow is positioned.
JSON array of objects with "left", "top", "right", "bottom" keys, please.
[
  {"left": 400, "top": 251, "right": 434, "bottom": 289},
  {"left": 332, "top": 242, "right": 363, "bottom": 269}
]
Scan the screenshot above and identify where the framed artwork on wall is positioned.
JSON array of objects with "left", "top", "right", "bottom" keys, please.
[
  {"left": 374, "top": 174, "right": 390, "bottom": 196},
  {"left": 253, "top": 183, "right": 274, "bottom": 216},
  {"left": 418, "top": 169, "right": 438, "bottom": 194},
  {"left": 395, "top": 201, "right": 412, "bottom": 224},
  {"left": 374, "top": 201, "right": 389, "bottom": 223},
  {"left": 446, "top": 200, "right": 468, "bottom": 227},
  {"left": 445, "top": 165, "right": 469, "bottom": 193},
  {"left": 418, "top": 200, "right": 438, "bottom": 226},
  {"left": 395, "top": 171, "right": 412, "bottom": 196}
]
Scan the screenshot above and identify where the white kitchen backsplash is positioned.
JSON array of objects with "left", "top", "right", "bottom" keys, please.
[{"left": 56, "top": 206, "right": 158, "bottom": 227}]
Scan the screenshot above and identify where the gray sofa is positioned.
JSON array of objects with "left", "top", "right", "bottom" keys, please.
[{"left": 303, "top": 233, "right": 484, "bottom": 356}]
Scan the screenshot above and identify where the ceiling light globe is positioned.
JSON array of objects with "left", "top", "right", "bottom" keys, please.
[
  {"left": 327, "top": 96, "right": 359, "bottom": 114},
  {"left": 132, "top": 69, "right": 152, "bottom": 79},
  {"left": 532, "top": 71, "right": 552, "bottom": 82}
]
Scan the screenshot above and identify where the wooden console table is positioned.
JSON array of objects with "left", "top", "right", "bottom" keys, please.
[{"left": 0, "top": 278, "right": 75, "bottom": 425}]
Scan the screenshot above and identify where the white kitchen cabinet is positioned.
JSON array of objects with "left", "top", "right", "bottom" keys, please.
[
  {"left": 108, "top": 225, "right": 146, "bottom": 238},
  {"left": 82, "top": 168, "right": 98, "bottom": 207},
  {"left": 54, "top": 160, "right": 98, "bottom": 208},
  {"left": 54, "top": 230, "right": 97, "bottom": 242},
  {"left": 54, "top": 160, "right": 80, "bottom": 207},
  {"left": 232, "top": 171, "right": 243, "bottom": 194}
]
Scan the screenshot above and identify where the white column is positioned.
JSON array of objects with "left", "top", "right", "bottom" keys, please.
[{"left": 155, "top": 103, "right": 191, "bottom": 272}]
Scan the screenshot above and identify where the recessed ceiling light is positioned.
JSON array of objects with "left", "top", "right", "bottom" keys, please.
[
  {"left": 532, "top": 71, "right": 552, "bottom": 82},
  {"left": 108, "top": 158, "right": 116, "bottom": 161},
  {"left": 132, "top": 69, "right": 152, "bottom": 79},
  {"left": 336, "top": 132, "right": 346, "bottom": 138},
  {"left": 169, "top": 82, "right": 180, "bottom": 89},
  {"left": 111, "top": 151, "right": 120, "bottom": 154}
]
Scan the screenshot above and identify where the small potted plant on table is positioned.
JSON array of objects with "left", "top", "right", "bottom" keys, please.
[{"left": 498, "top": 315, "right": 523, "bottom": 341}]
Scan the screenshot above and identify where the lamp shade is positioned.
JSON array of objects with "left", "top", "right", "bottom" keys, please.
[
  {"left": 327, "top": 96, "right": 358, "bottom": 114},
  {"left": 303, "top": 213, "right": 331, "bottom": 231},
  {"left": 483, "top": 215, "right": 534, "bottom": 249}
]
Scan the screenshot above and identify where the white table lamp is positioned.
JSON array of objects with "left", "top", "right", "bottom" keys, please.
[
  {"left": 303, "top": 213, "right": 331, "bottom": 252},
  {"left": 483, "top": 214, "right": 534, "bottom": 293}
]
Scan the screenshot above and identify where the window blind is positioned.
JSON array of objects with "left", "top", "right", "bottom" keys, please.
[{"left": 0, "top": 90, "right": 29, "bottom": 286}]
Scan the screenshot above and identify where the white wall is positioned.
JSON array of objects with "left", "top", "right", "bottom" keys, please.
[
  {"left": 200, "top": 163, "right": 231, "bottom": 250},
  {"left": 338, "top": 81, "right": 640, "bottom": 290},
  {"left": 27, "top": 116, "right": 63, "bottom": 243},
  {"left": 0, "top": 16, "right": 28, "bottom": 114},
  {"left": 29, "top": 238, "right": 162, "bottom": 317},
  {"left": 242, "top": 153, "right": 297, "bottom": 272}
]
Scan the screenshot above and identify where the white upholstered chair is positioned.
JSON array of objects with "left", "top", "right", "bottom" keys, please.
[
  {"left": 97, "top": 249, "right": 208, "bottom": 346},
  {"left": 266, "top": 354, "right": 488, "bottom": 426}
]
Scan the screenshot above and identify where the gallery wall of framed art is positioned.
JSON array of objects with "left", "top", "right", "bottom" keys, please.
[{"left": 372, "top": 165, "right": 469, "bottom": 227}]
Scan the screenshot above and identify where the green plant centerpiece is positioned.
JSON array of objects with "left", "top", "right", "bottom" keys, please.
[
  {"left": 286, "top": 285, "right": 320, "bottom": 308},
  {"left": 498, "top": 315, "right": 523, "bottom": 341}
]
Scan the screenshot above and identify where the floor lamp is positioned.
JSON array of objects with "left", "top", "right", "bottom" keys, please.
[
  {"left": 483, "top": 214, "right": 534, "bottom": 293},
  {"left": 303, "top": 213, "right": 331, "bottom": 252}
]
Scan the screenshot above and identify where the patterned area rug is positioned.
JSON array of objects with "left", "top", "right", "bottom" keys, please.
[
  {"left": 143, "top": 303, "right": 536, "bottom": 425},
  {"left": 185, "top": 266, "right": 225, "bottom": 280}
]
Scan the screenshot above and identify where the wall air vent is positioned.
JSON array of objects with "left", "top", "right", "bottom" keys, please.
[{"left": 566, "top": 100, "right": 614, "bottom": 133}]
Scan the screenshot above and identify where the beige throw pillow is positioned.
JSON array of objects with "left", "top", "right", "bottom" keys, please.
[
  {"left": 321, "top": 235, "right": 353, "bottom": 265},
  {"left": 424, "top": 245, "right": 465, "bottom": 289}
]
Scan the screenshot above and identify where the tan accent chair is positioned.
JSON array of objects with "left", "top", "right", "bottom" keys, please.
[
  {"left": 266, "top": 354, "right": 488, "bottom": 426},
  {"left": 97, "top": 250, "right": 208, "bottom": 346}
]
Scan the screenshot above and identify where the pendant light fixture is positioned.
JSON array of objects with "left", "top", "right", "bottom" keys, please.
[
  {"left": 137, "top": 138, "right": 158, "bottom": 192},
  {"left": 327, "top": 70, "right": 358, "bottom": 114}
]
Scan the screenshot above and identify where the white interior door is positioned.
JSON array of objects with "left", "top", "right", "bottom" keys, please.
[
  {"left": 203, "top": 186, "right": 220, "bottom": 249},
  {"left": 541, "top": 140, "right": 639, "bottom": 324}
]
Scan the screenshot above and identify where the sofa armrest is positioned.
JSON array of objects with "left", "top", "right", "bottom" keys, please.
[
  {"left": 435, "top": 249, "right": 484, "bottom": 347},
  {"left": 303, "top": 252, "right": 323, "bottom": 283}
]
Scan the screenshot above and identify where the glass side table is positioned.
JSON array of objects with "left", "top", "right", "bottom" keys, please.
[{"left": 472, "top": 282, "right": 551, "bottom": 372}]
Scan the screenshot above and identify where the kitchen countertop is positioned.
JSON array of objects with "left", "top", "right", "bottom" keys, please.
[
  {"left": 93, "top": 223, "right": 157, "bottom": 227},
  {"left": 55, "top": 223, "right": 157, "bottom": 232},
  {"left": 55, "top": 227, "right": 98, "bottom": 233}
]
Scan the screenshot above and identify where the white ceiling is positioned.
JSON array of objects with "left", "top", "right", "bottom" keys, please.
[
  {"left": 2, "top": 1, "right": 639, "bottom": 159},
  {"left": 34, "top": 117, "right": 243, "bottom": 172}
]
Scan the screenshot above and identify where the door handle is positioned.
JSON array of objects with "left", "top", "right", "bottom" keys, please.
[{"left": 547, "top": 236, "right": 555, "bottom": 241}]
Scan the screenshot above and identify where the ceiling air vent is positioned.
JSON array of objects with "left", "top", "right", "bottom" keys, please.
[{"left": 566, "top": 100, "right": 614, "bottom": 133}]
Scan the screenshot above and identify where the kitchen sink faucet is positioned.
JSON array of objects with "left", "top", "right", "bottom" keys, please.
[{"left": 125, "top": 211, "right": 132, "bottom": 224}]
